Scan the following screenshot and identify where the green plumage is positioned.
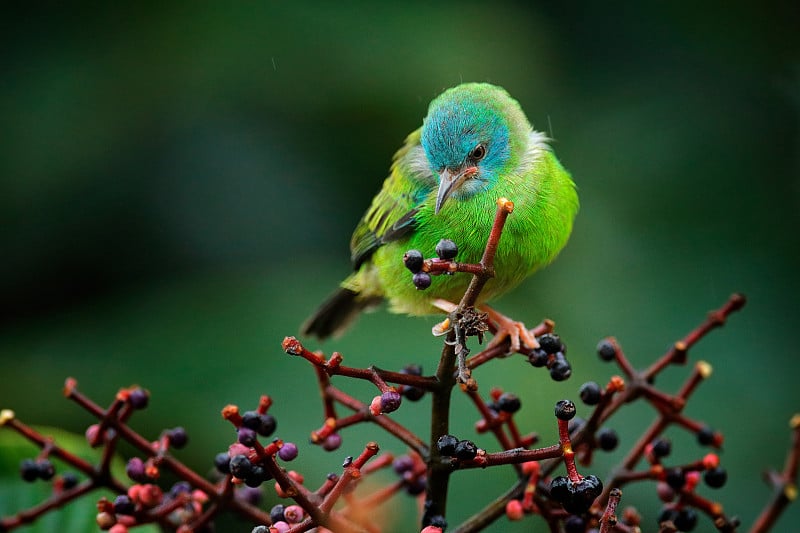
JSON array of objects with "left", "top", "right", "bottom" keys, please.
[{"left": 302, "top": 83, "right": 578, "bottom": 339}]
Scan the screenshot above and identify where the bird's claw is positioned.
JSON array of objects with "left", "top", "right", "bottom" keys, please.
[
  {"left": 432, "top": 317, "right": 452, "bottom": 337},
  {"left": 484, "top": 307, "right": 539, "bottom": 353}
]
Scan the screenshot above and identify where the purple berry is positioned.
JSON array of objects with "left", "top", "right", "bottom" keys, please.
[
  {"left": 380, "top": 391, "right": 402, "bottom": 413},
  {"left": 270, "top": 504, "right": 286, "bottom": 524},
  {"left": 128, "top": 388, "right": 149, "bottom": 409},
  {"left": 322, "top": 433, "right": 342, "bottom": 451},
  {"left": 237, "top": 427, "right": 258, "bottom": 447},
  {"left": 278, "top": 442, "right": 298, "bottom": 461},
  {"left": 168, "top": 427, "right": 188, "bottom": 449},
  {"left": 392, "top": 455, "right": 415, "bottom": 474},
  {"left": 412, "top": 271, "right": 431, "bottom": 290},
  {"left": 126, "top": 457, "right": 147, "bottom": 483},
  {"left": 114, "top": 494, "right": 136, "bottom": 515}
]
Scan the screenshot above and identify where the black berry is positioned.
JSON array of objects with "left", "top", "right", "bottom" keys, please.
[
  {"left": 549, "top": 475, "right": 570, "bottom": 502},
  {"left": 37, "top": 460, "right": 55, "bottom": 481},
  {"left": 538, "top": 333, "right": 563, "bottom": 354},
  {"left": 704, "top": 467, "right": 727, "bottom": 489},
  {"left": 436, "top": 434, "right": 459, "bottom": 456},
  {"left": 168, "top": 427, "right": 188, "bottom": 448},
  {"left": 241, "top": 411, "right": 261, "bottom": 430},
  {"left": 527, "top": 348, "right": 549, "bottom": 367},
  {"left": 564, "top": 515, "right": 586, "bottom": 533},
  {"left": 674, "top": 508, "right": 698, "bottom": 531},
  {"left": 554, "top": 400, "right": 576, "bottom": 421},
  {"left": 651, "top": 437, "right": 672, "bottom": 458},
  {"left": 403, "top": 250, "right": 424, "bottom": 273},
  {"left": 256, "top": 413, "right": 277, "bottom": 437},
  {"left": 214, "top": 452, "right": 231, "bottom": 474},
  {"left": 549, "top": 354, "right": 572, "bottom": 381},
  {"left": 496, "top": 393, "right": 521, "bottom": 413},
  {"left": 658, "top": 507, "right": 679, "bottom": 526},
  {"left": 596, "top": 339, "right": 616, "bottom": 362},
  {"left": 454, "top": 440, "right": 478, "bottom": 461},
  {"left": 665, "top": 467, "right": 686, "bottom": 491},
  {"left": 20, "top": 459, "right": 39, "bottom": 482},
  {"left": 566, "top": 475, "right": 603, "bottom": 514},
  {"left": 435, "top": 239, "right": 458, "bottom": 260},
  {"left": 426, "top": 514, "right": 447, "bottom": 529},
  {"left": 61, "top": 472, "right": 79, "bottom": 489},
  {"left": 597, "top": 428, "right": 619, "bottom": 451},
  {"left": 697, "top": 426, "right": 716, "bottom": 446},
  {"left": 270, "top": 504, "right": 286, "bottom": 524},
  {"left": 229, "top": 454, "right": 254, "bottom": 479},
  {"left": 579, "top": 382, "right": 602, "bottom": 405},
  {"left": 244, "top": 465, "right": 267, "bottom": 487}
]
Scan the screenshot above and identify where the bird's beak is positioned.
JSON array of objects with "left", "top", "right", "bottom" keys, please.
[{"left": 435, "top": 165, "right": 478, "bottom": 214}]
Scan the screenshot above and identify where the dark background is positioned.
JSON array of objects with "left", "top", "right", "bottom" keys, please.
[{"left": 1, "top": 2, "right": 798, "bottom": 531}]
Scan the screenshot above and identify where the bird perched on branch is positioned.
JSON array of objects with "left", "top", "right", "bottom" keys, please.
[{"left": 302, "top": 83, "right": 578, "bottom": 350}]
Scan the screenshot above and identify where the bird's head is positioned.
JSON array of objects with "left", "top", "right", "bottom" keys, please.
[{"left": 421, "top": 83, "right": 530, "bottom": 213}]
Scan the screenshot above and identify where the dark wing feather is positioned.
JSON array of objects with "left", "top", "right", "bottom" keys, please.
[{"left": 349, "top": 128, "right": 434, "bottom": 269}]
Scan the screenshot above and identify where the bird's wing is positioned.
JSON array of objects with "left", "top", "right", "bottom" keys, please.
[{"left": 350, "top": 127, "right": 435, "bottom": 269}]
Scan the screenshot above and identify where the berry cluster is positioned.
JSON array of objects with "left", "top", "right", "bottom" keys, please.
[
  {"left": 527, "top": 332, "right": 572, "bottom": 381},
  {"left": 19, "top": 458, "right": 56, "bottom": 482},
  {"left": 643, "top": 435, "right": 730, "bottom": 532},
  {"left": 403, "top": 238, "right": 459, "bottom": 290},
  {"left": 548, "top": 474, "right": 604, "bottom": 515},
  {"left": 436, "top": 434, "right": 480, "bottom": 461},
  {"left": 2, "top": 202, "right": 796, "bottom": 533}
]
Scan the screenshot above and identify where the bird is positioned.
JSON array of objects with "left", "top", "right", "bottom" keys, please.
[{"left": 301, "top": 83, "right": 578, "bottom": 351}]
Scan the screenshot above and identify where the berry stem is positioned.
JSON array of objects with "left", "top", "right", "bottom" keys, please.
[
  {"left": 557, "top": 419, "right": 583, "bottom": 483},
  {"left": 750, "top": 414, "right": 800, "bottom": 533}
]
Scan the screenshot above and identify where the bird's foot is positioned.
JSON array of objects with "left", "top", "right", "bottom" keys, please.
[
  {"left": 483, "top": 306, "right": 539, "bottom": 353},
  {"left": 431, "top": 317, "right": 452, "bottom": 337},
  {"left": 431, "top": 299, "right": 457, "bottom": 337}
]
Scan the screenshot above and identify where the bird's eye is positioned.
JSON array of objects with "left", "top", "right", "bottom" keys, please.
[{"left": 469, "top": 144, "right": 486, "bottom": 161}]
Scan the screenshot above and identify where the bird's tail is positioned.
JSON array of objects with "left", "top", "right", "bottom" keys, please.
[{"left": 300, "top": 287, "right": 382, "bottom": 340}]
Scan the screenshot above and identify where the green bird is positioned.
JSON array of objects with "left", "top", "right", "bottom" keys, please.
[{"left": 302, "top": 83, "right": 578, "bottom": 350}]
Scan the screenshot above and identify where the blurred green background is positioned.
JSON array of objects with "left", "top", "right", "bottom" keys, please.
[{"left": 1, "top": 2, "right": 798, "bottom": 531}]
